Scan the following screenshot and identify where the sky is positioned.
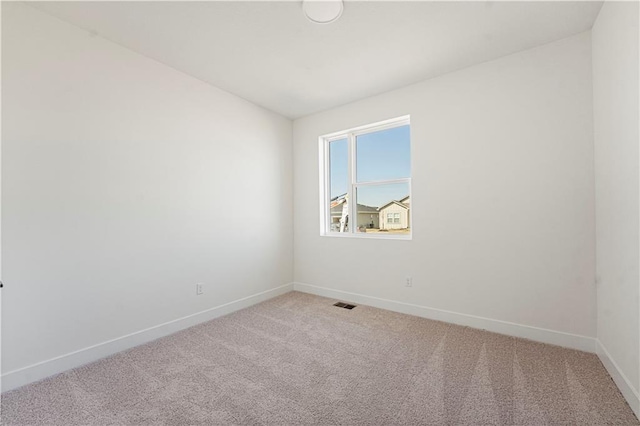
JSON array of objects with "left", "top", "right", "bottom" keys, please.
[{"left": 330, "top": 125, "right": 410, "bottom": 207}]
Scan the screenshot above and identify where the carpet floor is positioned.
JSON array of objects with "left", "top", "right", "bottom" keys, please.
[{"left": 1, "top": 291, "right": 638, "bottom": 425}]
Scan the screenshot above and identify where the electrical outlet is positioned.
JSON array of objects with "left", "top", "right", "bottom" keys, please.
[
  {"left": 405, "top": 277, "right": 413, "bottom": 287},
  {"left": 196, "top": 283, "right": 204, "bottom": 295}
]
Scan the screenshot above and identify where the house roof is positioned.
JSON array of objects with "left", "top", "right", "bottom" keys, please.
[
  {"left": 378, "top": 200, "right": 410, "bottom": 211},
  {"left": 330, "top": 194, "right": 378, "bottom": 213},
  {"left": 331, "top": 194, "right": 409, "bottom": 213},
  {"left": 356, "top": 204, "right": 378, "bottom": 213},
  {"left": 331, "top": 203, "right": 379, "bottom": 214},
  {"left": 330, "top": 193, "right": 347, "bottom": 208}
]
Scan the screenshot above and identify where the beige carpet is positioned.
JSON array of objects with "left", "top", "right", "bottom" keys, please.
[{"left": 1, "top": 291, "right": 638, "bottom": 425}]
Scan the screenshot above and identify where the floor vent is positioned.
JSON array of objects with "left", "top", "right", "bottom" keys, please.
[{"left": 333, "top": 302, "right": 356, "bottom": 310}]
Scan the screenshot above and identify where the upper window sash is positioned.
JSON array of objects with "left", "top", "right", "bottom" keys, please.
[{"left": 321, "top": 115, "right": 410, "bottom": 142}]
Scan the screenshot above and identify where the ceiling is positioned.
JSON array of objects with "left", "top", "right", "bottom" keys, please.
[{"left": 31, "top": 1, "right": 603, "bottom": 119}]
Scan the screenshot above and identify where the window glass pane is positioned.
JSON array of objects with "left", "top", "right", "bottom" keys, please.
[
  {"left": 356, "top": 125, "right": 410, "bottom": 183},
  {"left": 355, "top": 182, "right": 410, "bottom": 234},
  {"left": 329, "top": 138, "right": 348, "bottom": 233}
]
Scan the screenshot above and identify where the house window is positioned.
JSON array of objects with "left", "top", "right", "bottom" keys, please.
[{"left": 320, "top": 116, "right": 411, "bottom": 238}]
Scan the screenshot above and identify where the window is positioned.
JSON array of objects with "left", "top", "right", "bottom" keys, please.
[{"left": 320, "top": 116, "right": 411, "bottom": 238}]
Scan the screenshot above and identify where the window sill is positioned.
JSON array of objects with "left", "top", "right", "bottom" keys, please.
[{"left": 321, "top": 232, "right": 412, "bottom": 241}]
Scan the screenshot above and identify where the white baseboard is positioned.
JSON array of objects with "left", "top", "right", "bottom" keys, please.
[
  {"left": 596, "top": 339, "right": 640, "bottom": 419},
  {"left": 293, "top": 282, "right": 596, "bottom": 353},
  {"left": 7, "top": 282, "right": 637, "bottom": 418},
  {"left": 1, "top": 283, "right": 294, "bottom": 393}
]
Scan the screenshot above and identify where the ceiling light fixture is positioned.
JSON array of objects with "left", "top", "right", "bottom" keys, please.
[{"left": 303, "top": 0, "right": 344, "bottom": 24}]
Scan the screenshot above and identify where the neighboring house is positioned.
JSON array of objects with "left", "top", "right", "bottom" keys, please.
[
  {"left": 355, "top": 203, "right": 379, "bottom": 230},
  {"left": 330, "top": 193, "right": 409, "bottom": 231},
  {"left": 330, "top": 195, "right": 380, "bottom": 230},
  {"left": 379, "top": 196, "right": 410, "bottom": 230}
]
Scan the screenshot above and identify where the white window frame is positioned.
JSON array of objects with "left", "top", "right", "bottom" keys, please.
[{"left": 318, "top": 115, "right": 411, "bottom": 240}]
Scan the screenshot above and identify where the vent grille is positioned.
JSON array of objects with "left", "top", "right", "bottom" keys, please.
[{"left": 334, "top": 302, "right": 356, "bottom": 310}]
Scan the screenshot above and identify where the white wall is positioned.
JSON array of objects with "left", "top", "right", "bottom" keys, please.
[
  {"left": 1, "top": 2, "right": 293, "bottom": 385},
  {"left": 294, "top": 33, "right": 596, "bottom": 341},
  {"left": 592, "top": 0, "right": 640, "bottom": 413}
]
